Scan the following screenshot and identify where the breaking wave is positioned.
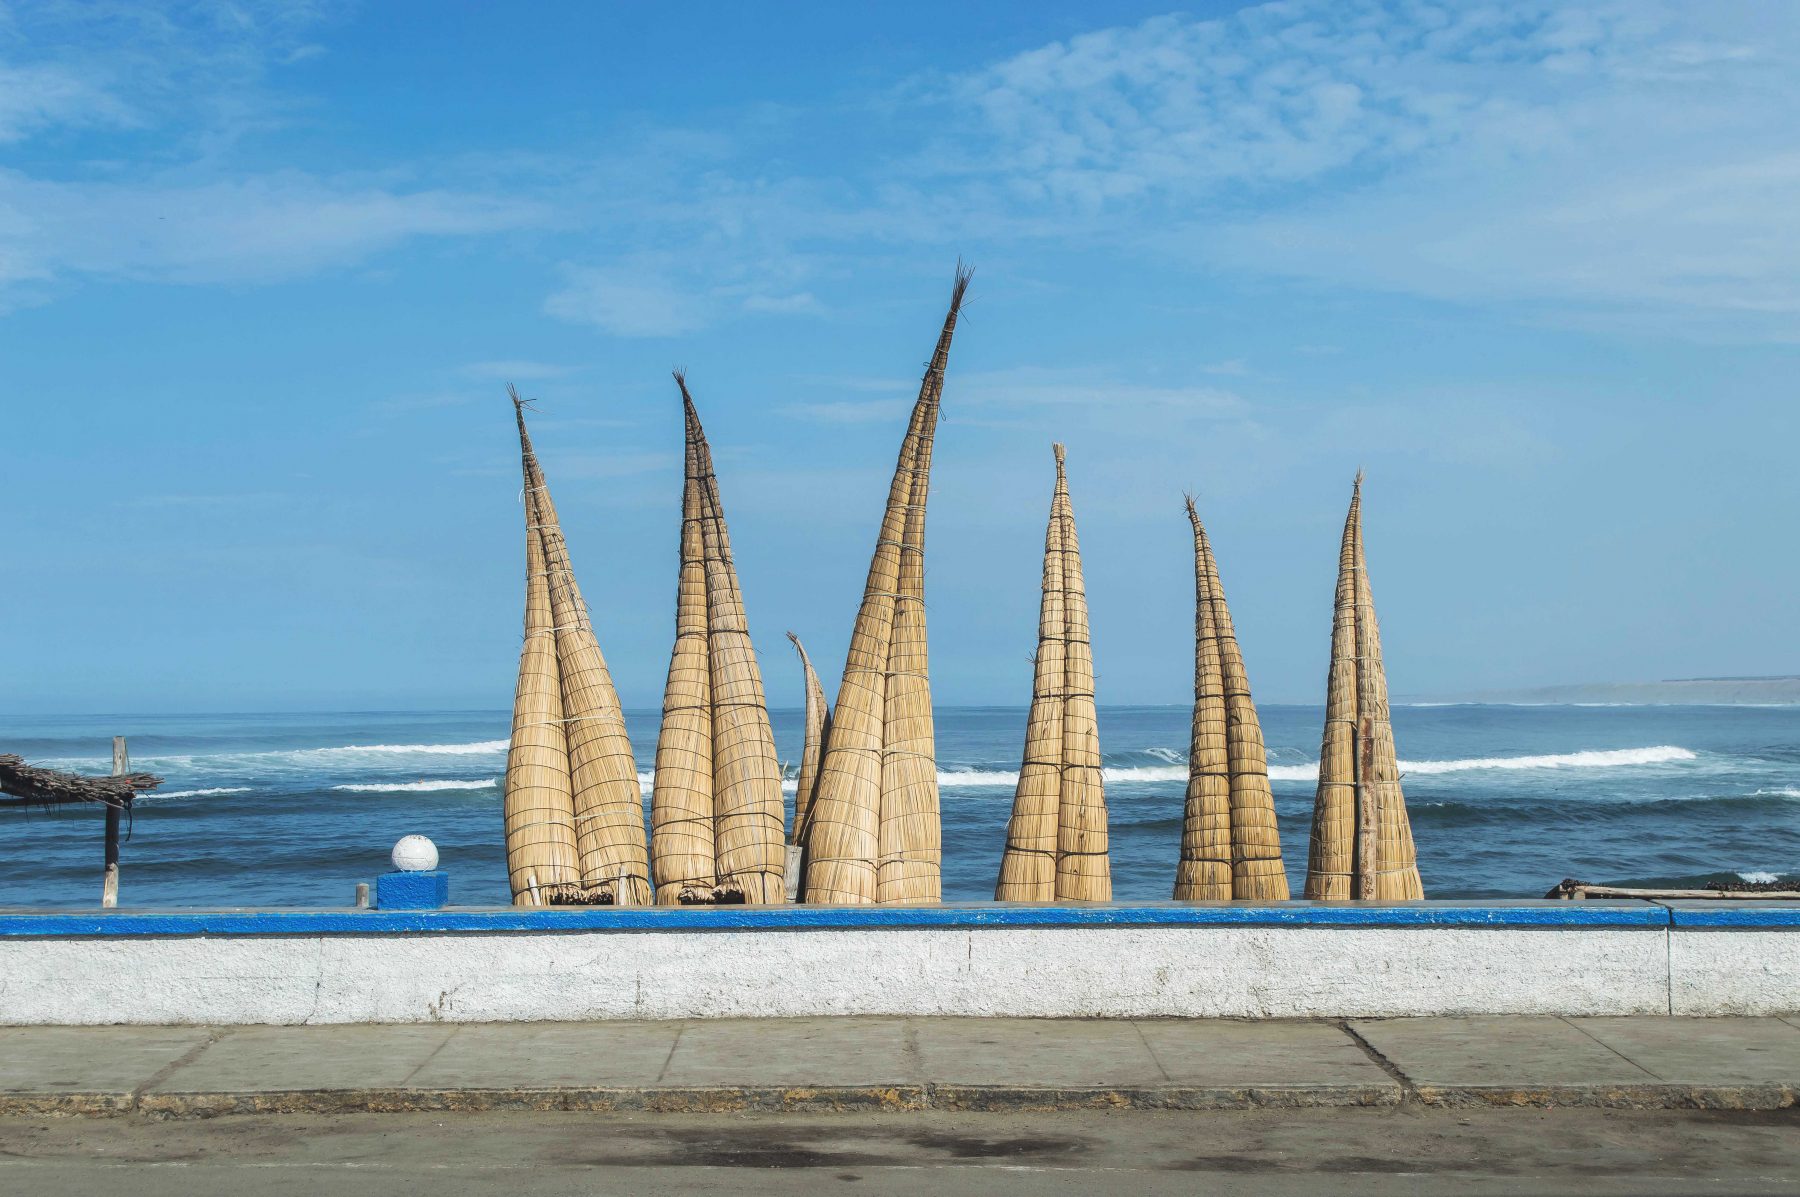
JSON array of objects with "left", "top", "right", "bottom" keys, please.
[
  {"left": 332, "top": 779, "right": 498, "bottom": 793},
  {"left": 302, "top": 740, "right": 509, "bottom": 758},
  {"left": 933, "top": 745, "right": 1699, "bottom": 788}
]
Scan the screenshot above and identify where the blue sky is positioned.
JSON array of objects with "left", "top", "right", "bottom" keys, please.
[{"left": 3, "top": 0, "right": 1796, "bottom": 713}]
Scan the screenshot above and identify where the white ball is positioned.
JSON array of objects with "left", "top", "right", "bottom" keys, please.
[{"left": 391, "top": 835, "right": 439, "bottom": 872}]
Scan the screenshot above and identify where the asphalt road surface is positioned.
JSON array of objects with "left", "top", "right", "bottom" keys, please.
[{"left": 2, "top": 1106, "right": 1797, "bottom": 1195}]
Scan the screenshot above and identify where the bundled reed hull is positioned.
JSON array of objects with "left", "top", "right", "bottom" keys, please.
[
  {"left": 994, "top": 462, "right": 1066, "bottom": 902},
  {"left": 690, "top": 385, "right": 786, "bottom": 903},
  {"left": 501, "top": 484, "right": 580, "bottom": 903},
  {"left": 650, "top": 413, "right": 715, "bottom": 904},
  {"left": 1175, "top": 501, "right": 1288, "bottom": 900},
  {"left": 513, "top": 394, "right": 650, "bottom": 905},
  {"left": 996, "top": 445, "right": 1110, "bottom": 901},
  {"left": 648, "top": 378, "right": 785, "bottom": 904},
  {"left": 1303, "top": 476, "right": 1424, "bottom": 901},
  {"left": 803, "top": 267, "right": 969, "bottom": 905},
  {"left": 787, "top": 632, "right": 830, "bottom": 846}
]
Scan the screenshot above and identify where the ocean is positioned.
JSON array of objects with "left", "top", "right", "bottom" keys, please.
[{"left": 2, "top": 704, "right": 1796, "bottom": 907}]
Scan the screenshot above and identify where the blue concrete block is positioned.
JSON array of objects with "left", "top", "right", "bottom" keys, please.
[{"left": 375, "top": 870, "right": 449, "bottom": 911}]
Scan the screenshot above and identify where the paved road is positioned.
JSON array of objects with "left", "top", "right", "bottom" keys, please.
[{"left": 3, "top": 1107, "right": 1798, "bottom": 1195}]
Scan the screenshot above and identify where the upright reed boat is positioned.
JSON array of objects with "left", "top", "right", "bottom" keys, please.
[
  {"left": 503, "top": 390, "right": 651, "bottom": 905},
  {"left": 995, "top": 444, "right": 1110, "bottom": 902},
  {"left": 648, "top": 375, "right": 786, "bottom": 904},
  {"left": 786, "top": 631, "right": 830, "bottom": 852},
  {"left": 1303, "top": 474, "right": 1424, "bottom": 900},
  {"left": 800, "top": 266, "right": 970, "bottom": 905},
  {"left": 1174, "top": 498, "right": 1288, "bottom": 900}
]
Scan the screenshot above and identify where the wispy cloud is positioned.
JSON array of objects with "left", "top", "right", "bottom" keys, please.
[
  {"left": 460, "top": 360, "right": 578, "bottom": 381},
  {"left": 8, "top": 0, "right": 1800, "bottom": 344},
  {"left": 0, "top": 171, "right": 545, "bottom": 291},
  {"left": 957, "top": 367, "right": 1249, "bottom": 417},
  {"left": 930, "top": 2, "right": 1800, "bottom": 339},
  {"left": 0, "top": 61, "right": 132, "bottom": 141},
  {"left": 780, "top": 398, "right": 913, "bottom": 424},
  {"left": 544, "top": 264, "right": 707, "bottom": 338}
]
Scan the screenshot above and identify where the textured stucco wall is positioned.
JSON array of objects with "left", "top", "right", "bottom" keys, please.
[
  {"left": 0, "top": 925, "right": 1697, "bottom": 1025},
  {"left": 1669, "top": 930, "right": 1800, "bottom": 1016}
]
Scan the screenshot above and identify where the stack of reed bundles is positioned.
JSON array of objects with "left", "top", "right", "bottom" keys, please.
[
  {"left": 504, "top": 390, "right": 651, "bottom": 906},
  {"left": 649, "top": 375, "right": 787, "bottom": 904},
  {"left": 786, "top": 631, "right": 830, "bottom": 848},
  {"left": 1174, "top": 499, "right": 1289, "bottom": 900},
  {"left": 995, "top": 444, "right": 1111, "bottom": 901},
  {"left": 801, "top": 266, "right": 969, "bottom": 905},
  {"left": 1303, "top": 474, "right": 1424, "bottom": 900}
]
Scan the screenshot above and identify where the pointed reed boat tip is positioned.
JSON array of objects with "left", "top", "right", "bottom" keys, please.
[
  {"left": 1183, "top": 493, "right": 1199, "bottom": 521},
  {"left": 1052, "top": 442, "right": 1065, "bottom": 468},
  {"left": 950, "top": 260, "right": 973, "bottom": 309}
]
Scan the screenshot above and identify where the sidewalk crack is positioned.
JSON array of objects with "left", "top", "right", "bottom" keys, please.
[
  {"left": 399, "top": 1026, "right": 460, "bottom": 1086},
  {"left": 133, "top": 1028, "right": 232, "bottom": 1109},
  {"left": 1560, "top": 1016, "right": 1662, "bottom": 1081},
  {"left": 1131, "top": 1020, "right": 1173, "bottom": 1082},
  {"left": 655, "top": 1023, "right": 685, "bottom": 1084},
  {"left": 1341, "top": 1020, "right": 1419, "bottom": 1105}
]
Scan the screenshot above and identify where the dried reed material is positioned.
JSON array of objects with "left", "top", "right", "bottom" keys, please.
[
  {"left": 0, "top": 755, "right": 161, "bottom": 808},
  {"left": 502, "top": 482, "right": 580, "bottom": 904},
  {"left": 685, "top": 376, "right": 786, "bottom": 904},
  {"left": 995, "top": 445, "right": 1068, "bottom": 901},
  {"left": 877, "top": 351, "right": 944, "bottom": 904},
  {"left": 995, "top": 446, "right": 1109, "bottom": 900},
  {"left": 513, "top": 390, "right": 650, "bottom": 905},
  {"left": 1051, "top": 445, "right": 1110, "bottom": 901},
  {"left": 803, "top": 265, "right": 969, "bottom": 905},
  {"left": 650, "top": 400, "right": 715, "bottom": 904},
  {"left": 1303, "top": 475, "right": 1424, "bottom": 900},
  {"left": 1175, "top": 498, "right": 1231, "bottom": 900},
  {"left": 1176, "top": 499, "right": 1289, "bottom": 900},
  {"left": 786, "top": 631, "right": 831, "bottom": 846}
]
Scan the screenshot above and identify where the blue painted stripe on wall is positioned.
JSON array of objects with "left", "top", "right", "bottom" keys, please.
[
  {"left": 1663, "top": 904, "right": 1800, "bottom": 928},
  {"left": 0, "top": 900, "right": 1681, "bottom": 937}
]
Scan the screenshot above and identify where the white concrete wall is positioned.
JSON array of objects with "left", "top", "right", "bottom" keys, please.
[
  {"left": 1669, "top": 930, "right": 1800, "bottom": 1016},
  {"left": 0, "top": 924, "right": 1736, "bottom": 1025}
]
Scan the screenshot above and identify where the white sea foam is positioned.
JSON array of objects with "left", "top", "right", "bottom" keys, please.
[
  {"left": 1397, "top": 745, "right": 1697, "bottom": 774},
  {"left": 304, "top": 740, "right": 509, "bottom": 758},
  {"left": 149, "top": 787, "right": 252, "bottom": 799},
  {"left": 1738, "top": 871, "right": 1780, "bottom": 884},
  {"left": 933, "top": 745, "right": 1700, "bottom": 787},
  {"left": 1754, "top": 787, "right": 1800, "bottom": 799},
  {"left": 332, "top": 779, "right": 497, "bottom": 793}
]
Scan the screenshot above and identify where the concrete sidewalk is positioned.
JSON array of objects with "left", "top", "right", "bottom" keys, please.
[{"left": 3, "top": 1015, "right": 1796, "bottom": 1117}]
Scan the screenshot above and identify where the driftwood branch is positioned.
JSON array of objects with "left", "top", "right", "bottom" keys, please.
[{"left": 0, "top": 754, "right": 162, "bottom": 809}]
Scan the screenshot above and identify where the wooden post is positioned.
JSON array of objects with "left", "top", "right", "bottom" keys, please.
[
  {"left": 354, "top": 882, "right": 370, "bottom": 909},
  {"left": 102, "top": 736, "right": 126, "bottom": 909}
]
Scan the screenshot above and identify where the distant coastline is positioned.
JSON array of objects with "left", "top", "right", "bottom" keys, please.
[{"left": 1411, "top": 675, "right": 1800, "bottom": 706}]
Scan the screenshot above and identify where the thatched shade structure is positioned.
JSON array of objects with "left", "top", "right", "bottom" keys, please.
[
  {"left": 505, "top": 391, "right": 651, "bottom": 905},
  {"left": 648, "top": 375, "right": 787, "bottom": 904},
  {"left": 786, "top": 631, "right": 830, "bottom": 848},
  {"left": 1174, "top": 499, "right": 1288, "bottom": 901},
  {"left": 995, "top": 444, "right": 1110, "bottom": 902},
  {"left": 801, "top": 266, "right": 969, "bottom": 905},
  {"left": 1303, "top": 474, "right": 1424, "bottom": 900}
]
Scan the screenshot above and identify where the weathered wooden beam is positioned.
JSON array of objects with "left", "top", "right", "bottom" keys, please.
[{"left": 1546, "top": 879, "right": 1800, "bottom": 901}]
